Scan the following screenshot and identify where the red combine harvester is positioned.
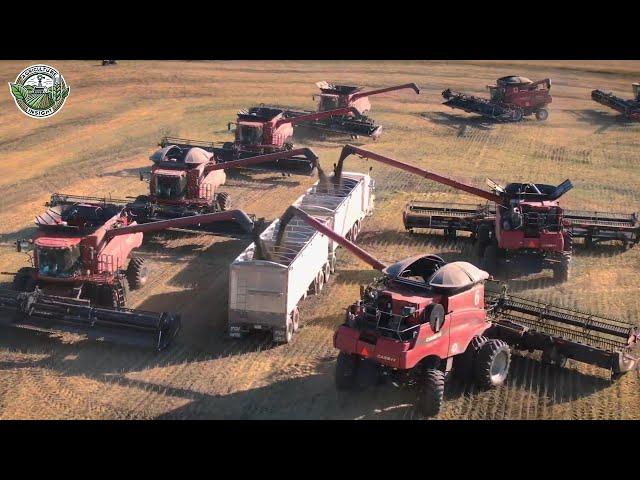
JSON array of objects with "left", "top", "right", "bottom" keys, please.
[
  {"left": 0, "top": 200, "right": 254, "bottom": 349},
  {"left": 159, "top": 106, "right": 357, "bottom": 176},
  {"left": 336, "top": 145, "right": 574, "bottom": 281},
  {"left": 442, "top": 76, "right": 552, "bottom": 122},
  {"left": 121, "top": 147, "right": 317, "bottom": 230},
  {"left": 591, "top": 83, "right": 640, "bottom": 121},
  {"left": 282, "top": 205, "right": 639, "bottom": 416},
  {"left": 284, "top": 82, "right": 420, "bottom": 139}
]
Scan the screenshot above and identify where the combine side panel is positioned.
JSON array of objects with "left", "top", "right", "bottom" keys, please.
[
  {"left": 0, "top": 289, "right": 181, "bottom": 350},
  {"left": 486, "top": 291, "right": 639, "bottom": 375}
]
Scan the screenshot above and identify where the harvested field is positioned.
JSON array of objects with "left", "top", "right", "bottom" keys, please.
[{"left": 0, "top": 60, "right": 639, "bottom": 419}]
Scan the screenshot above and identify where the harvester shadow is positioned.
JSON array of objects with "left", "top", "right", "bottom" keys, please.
[
  {"left": 151, "top": 359, "right": 419, "bottom": 419},
  {"left": 225, "top": 170, "right": 302, "bottom": 189},
  {"left": 0, "top": 226, "right": 39, "bottom": 246},
  {"left": 100, "top": 167, "right": 145, "bottom": 179},
  {"left": 420, "top": 111, "right": 495, "bottom": 133},
  {"left": 567, "top": 109, "right": 633, "bottom": 134},
  {"left": 572, "top": 242, "right": 628, "bottom": 257}
]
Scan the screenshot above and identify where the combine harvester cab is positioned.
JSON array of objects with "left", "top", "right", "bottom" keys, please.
[
  {"left": 228, "top": 167, "right": 375, "bottom": 343},
  {"left": 280, "top": 206, "right": 639, "bottom": 416},
  {"left": 591, "top": 83, "right": 640, "bottom": 121},
  {"left": 442, "top": 76, "right": 552, "bottom": 122},
  {"left": 1, "top": 198, "right": 261, "bottom": 350}
]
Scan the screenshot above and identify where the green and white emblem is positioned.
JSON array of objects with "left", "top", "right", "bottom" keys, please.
[{"left": 9, "top": 64, "right": 70, "bottom": 118}]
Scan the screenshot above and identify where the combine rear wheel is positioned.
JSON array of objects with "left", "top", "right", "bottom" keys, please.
[
  {"left": 126, "top": 257, "right": 149, "bottom": 289},
  {"left": 417, "top": 369, "right": 445, "bottom": 417},
  {"left": 335, "top": 352, "right": 358, "bottom": 391},
  {"left": 535, "top": 108, "right": 549, "bottom": 121},
  {"left": 474, "top": 339, "right": 511, "bottom": 389}
]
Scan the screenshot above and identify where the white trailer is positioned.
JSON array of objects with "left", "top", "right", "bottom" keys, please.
[{"left": 228, "top": 172, "right": 375, "bottom": 343}]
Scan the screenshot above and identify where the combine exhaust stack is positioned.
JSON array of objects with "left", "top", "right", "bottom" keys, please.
[
  {"left": 591, "top": 85, "right": 640, "bottom": 121},
  {"left": 0, "top": 288, "right": 181, "bottom": 350},
  {"left": 486, "top": 290, "right": 639, "bottom": 376}
]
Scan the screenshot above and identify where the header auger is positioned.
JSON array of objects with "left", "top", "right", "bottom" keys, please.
[
  {"left": 2, "top": 198, "right": 261, "bottom": 350},
  {"left": 442, "top": 76, "right": 552, "bottom": 122},
  {"left": 336, "top": 145, "right": 574, "bottom": 281},
  {"left": 284, "top": 82, "right": 420, "bottom": 139},
  {"left": 591, "top": 83, "right": 640, "bottom": 121},
  {"left": 282, "top": 204, "right": 639, "bottom": 417}
]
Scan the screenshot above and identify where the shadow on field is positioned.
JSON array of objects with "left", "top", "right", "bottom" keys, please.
[
  {"left": 420, "top": 111, "right": 495, "bottom": 134},
  {"left": 567, "top": 109, "right": 635, "bottom": 134},
  {"left": 0, "top": 226, "right": 38, "bottom": 246}
]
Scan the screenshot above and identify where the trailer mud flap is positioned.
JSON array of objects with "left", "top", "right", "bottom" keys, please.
[{"left": 0, "top": 289, "right": 181, "bottom": 351}]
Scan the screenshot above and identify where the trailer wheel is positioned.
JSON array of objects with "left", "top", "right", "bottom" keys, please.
[
  {"left": 316, "top": 271, "right": 325, "bottom": 292},
  {"left": 127, "top": 257, "right": 149, "bottom": 289},
  {"left": 330, "top": 255, "right": 337, "bottom": 274},
  {"left": 309, "top": 275, "right": 320, "bottom": 295},
  {"left": 482, "top": 244, "right": 501, "bottom": 276},
  {"left": 291, "top": 308, "right": 300, "bottom": 333},
  {"left": 323, "top": 262, "right": 331, "bottom": 283},
  {"left": 454, "top": 335, "right": 489, "bottom": 380},
  {"left": 417, "top": 369, "right": 445, "bottom": 417},
  {"left": 12, "top": 267, "right": 37, "bottom": 292},
  {"left": 335, "top": 352, "right": 358, "bottom": 391},
  {"left": 535, "top": 108, "right": 549, "bottom": 121},
  {"left": 474, "top": 339, "right": 511, "bottom": 389}
]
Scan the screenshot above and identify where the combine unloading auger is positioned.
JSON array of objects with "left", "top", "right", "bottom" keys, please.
[
  {"left": 0, "top": 288, "right": 180, "bottom": 350},
  {"left": 591, "top": 83, "right": 640, "bottom": 121},
  {"left": 283, "top": 204, "right": 639, "bottom": 378}
]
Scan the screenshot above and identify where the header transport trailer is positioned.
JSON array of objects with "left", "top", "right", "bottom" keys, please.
[{"left": 228, "top": 170, "right": 375, "bottom": 343}]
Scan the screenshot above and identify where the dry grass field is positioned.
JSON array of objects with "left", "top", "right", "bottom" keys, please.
[{"left": 0, "top": 60, "right": 639, "bottom": 419}]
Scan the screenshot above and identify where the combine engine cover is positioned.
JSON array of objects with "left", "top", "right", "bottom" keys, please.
[{"left": 0, "top": 288, "right": 181, "bottom": 350}]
